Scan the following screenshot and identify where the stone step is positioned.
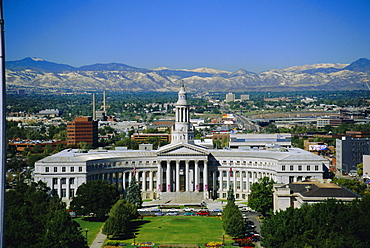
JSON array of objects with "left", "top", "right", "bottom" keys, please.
[{"left": 159, "top": 192, "right": 205, "bottom": 204}]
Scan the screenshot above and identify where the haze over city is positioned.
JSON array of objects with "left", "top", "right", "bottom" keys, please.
[{"left": 4, "top": 0, "right": 370, "bottom": 73}]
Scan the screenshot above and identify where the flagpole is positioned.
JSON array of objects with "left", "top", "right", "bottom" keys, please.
[{"left": 0, "top": 0, "right": 6, "bottom": 246}]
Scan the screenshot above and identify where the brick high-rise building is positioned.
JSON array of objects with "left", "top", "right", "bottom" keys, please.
[{"left": 67, "top": 117, "right": 98, "bottom": 147}]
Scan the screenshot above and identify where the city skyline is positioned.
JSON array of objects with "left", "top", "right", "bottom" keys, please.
[{"left": 4, "top": 0, "right": 370, "bottom": 73}]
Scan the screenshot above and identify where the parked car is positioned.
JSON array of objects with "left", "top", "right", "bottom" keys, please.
[
  {"left": 155, "top": 212, "right": 164, "bottom": 216},
  {"left": 167, "top": 208, "right": 179, "bottom": 212},
  {"left": 212, "top": 208, "right": 222, "bottom": 212},
  {"left": 183, "top": 212, "right": 195, "bottom": 216},
  {"left": 196, "top": 211, "right": 210, "bottom": 216},
  {"left": 166, "top": 212, "right": 179, "bottom": 216},
  {"left": 151, "top": 208, "right": 161, "bottom": 212},
  {"left": 184, "top": 207, "right": 195, "bottom": 212}
]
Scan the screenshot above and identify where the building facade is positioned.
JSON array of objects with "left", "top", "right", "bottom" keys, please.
[
  {"left": 66, "top": 116, "right": 98, "bottom": 147},
  {"left": 336, "top": 136, "right": 370, "bottom": 173},
  {"left": 35, "top": 85, "right": 329, "bottom": 204}
]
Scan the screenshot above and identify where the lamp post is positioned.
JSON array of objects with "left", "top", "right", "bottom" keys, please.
[
  {"left": 84, "top": 228, "right": 89, "bottom": 245},
  {"left": 133, "top": 233, "right": 137, "bottom": 246}
]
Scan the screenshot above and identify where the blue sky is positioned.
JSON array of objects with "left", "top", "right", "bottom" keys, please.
[{"left": 4, "top": 0, "right": 370, "bottom": 73}]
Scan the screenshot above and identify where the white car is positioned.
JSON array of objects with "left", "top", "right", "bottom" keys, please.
[
  {"left": 184, "top": 207, "right": 194, "bottom": 212},
  {"left": 167, "top": 208, "right": 179, "bottom": 212}
]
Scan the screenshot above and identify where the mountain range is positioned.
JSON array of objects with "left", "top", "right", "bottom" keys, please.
[{"left": 6, "top": 57, "right": 370, "bottom": 92}]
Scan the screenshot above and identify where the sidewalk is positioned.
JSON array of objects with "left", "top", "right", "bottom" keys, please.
[{"left": 90, "top": 229, "right": 107, "bottom": 248}]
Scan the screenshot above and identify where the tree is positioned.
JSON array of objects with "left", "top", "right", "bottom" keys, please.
[
  {"left": 5, "top": 181, "right": 87, "bottom": 248},
  {"left": 126, "top": 176, "right": 142, "bottom": 208},
  {"left": 332, "top": 177, "right": 367, "bottom": 196},
  {"left": 248, "top": 177, "right": 274, "bottom": 216},
  {"left": 102, "top": 199, "right": 138, "bottom": 238},
  {"left": 42, "top": 210, "right": 87, "bottom": 247},
  {"left": 261, "top": 198, "right": 370, "bottom": 248},
  {"left": 227, "top": 185, "right": 235, "bottom": 203},
  {"left": 70, "top": 180, "right": 120, "bottom": 219},
  {"left": 222, "top": 190, "right": 244, "bottom": 238}
]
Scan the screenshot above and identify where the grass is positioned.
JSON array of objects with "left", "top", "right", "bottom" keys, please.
[
  {"left": 74, "top": 217, "right": 105, "bottom": 246},
  {"left": 107, "top": 216, "right": 237, "bottom": 246}
]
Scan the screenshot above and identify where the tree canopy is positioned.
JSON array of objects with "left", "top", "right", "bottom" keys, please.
[
  {"left": 70, "top": 180, "right": 120, "bottom": 219},
  {"left": 248, "top": 176, "right": 275, "bottom": 216},
  {"left": 222, "top": 200, "right": 245, "bottom": 238},
  {"left": 5, "top": 181, "right": 87, "bottom": 248},
  {"left": 261, "top": 197, "right": 370, "bottom": 248},
  {"left": 102, "top": 199, "right": 138, "bottom": 238}
]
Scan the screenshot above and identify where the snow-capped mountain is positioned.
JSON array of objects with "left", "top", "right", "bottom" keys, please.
[{"left": 5, "top": 57, "right": 370, "bottom": 92}]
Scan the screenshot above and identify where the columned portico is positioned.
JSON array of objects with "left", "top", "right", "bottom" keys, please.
[{"left": 156, "top": 157, "right": 209, "bottom": 194}]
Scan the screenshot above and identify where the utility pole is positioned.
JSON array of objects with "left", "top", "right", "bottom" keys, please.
[{"left": 0, "top": 0, "right": 6, "bottom": 246}]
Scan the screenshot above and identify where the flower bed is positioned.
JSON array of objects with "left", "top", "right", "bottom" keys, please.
[
  {"left": 205, "top": 241, "right": 225, "bottom": 247},
  {"left": 132, "top": 241, "right": 155, "bottom": 247}
]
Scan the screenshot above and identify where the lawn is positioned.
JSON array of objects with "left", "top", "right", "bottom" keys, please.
[
  {"left": 109, "top": 216, "right": 236, "bottom": 246},
  {"left": 74, "top": 217, "right": 105, "bottom": 246}
]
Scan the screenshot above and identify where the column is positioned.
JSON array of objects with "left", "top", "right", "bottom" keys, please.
[
  {"left": 166, "top": 161, "right": 171, "bottom": 192},
  {"left": 239, "top": 170, "right": 243, "bottom": 192},
  {"left": 227, "top": 169, "right": 230, "bottom": 190},
  {"left": 129, "top": 171, "right": 132, "bottom": 184},
  {"left": 220, "top": 170, "right": 223, "bottom": 191},
  {"left": 122, "top": 172, "right": 126, "bottom": 190},
  {"left": 185, "top": 160, "right": 189, "bottom": 191},
  {"left": 142, "top": 171, "right": 146, "bottom": 191},
  {"left": 66, "top": 178, "right": 70, "bottom": 199},
  {"left": 157, "top": 162, "right": 162, "bottom": 192},
  {"left": 233, "top": 170, "right": 237, "bottom": 191},
  {"left": 203, "top": 161, "right": 208, "bottom": 191},
  {"left": 149, "top": 171, "right": 153, "bottom": 191},
  {"left": 246, "top": 171, "right": 250, "bottom": 193},
  {"left": 213, "top": 170, "right": 217, "bottom": 197},
  {"left": 176, "top": 161, "right": 180, "bottom": 192},
  {"left": 195, "top": 160, "right": 199, "bottom": 191},
  {"left": 57, "top": 177, "right": 62, "bottom": 198}
]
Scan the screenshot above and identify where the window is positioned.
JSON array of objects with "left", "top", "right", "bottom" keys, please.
[
  {"left": 45, "top": 167, "right": 49, "bottom": 172},
  {"left": 290, "top": 165, "right": 294, "bottom": 171},
  {"left": 282, "top": 165, "right": 286, "bottom": 171},
  {"left": 70, "top": 178, "right": 75, "bottom": 184},
  {"left": 307, "top": 165, "right": 310, "bottom": 171},
  {"left": 315, "top": 165, "right": 319, "bottom": 171},
  {"left": 70, "top": 167, "right": 74, "bottom": 172},
  {"left": 70, "top": 189, "right": 75, "bottom": 198},
  {"left": 62, "top": 189, "right": 66, "bottom": 198},
  {"left": 79, "top": 167, "right": 83, "bottom": 172},
  {"left": 61, "top": 178, "right": 66, "bottom": 184},
  {"left": 298, "top": 165, "right": 302, "bottom": 171},
  {"left": 53, "top": 178, "right": 58, "bottom": 185},
  {"left": 54, "top": 167, "right": 57, "bottom": 172},
  {"left": 62, "top": 167, "right": 66, "bottom": 172}
]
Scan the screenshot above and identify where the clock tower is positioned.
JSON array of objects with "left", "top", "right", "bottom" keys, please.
[{"left": 171, "top": 82, "right": 194, "bottom": 144}]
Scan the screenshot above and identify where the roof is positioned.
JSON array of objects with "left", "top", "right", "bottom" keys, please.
[
  {"left": 288, "top": 180, "right": 361, "bottom": 198},
  {"left": 35, "top": 146, "right": 328, "bottom": 165}
]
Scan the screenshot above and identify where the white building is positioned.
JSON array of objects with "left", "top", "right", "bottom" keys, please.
[
  {"left": 34, "top": 85, "right": 329, "bottom": 204},
  {"left": 273, "top": 179, "right": 360, "bottom": 212}
]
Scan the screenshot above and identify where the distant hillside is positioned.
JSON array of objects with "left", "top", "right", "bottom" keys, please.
[{"left": 6, "top": 57, "right": 370, "bottom": 92}]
